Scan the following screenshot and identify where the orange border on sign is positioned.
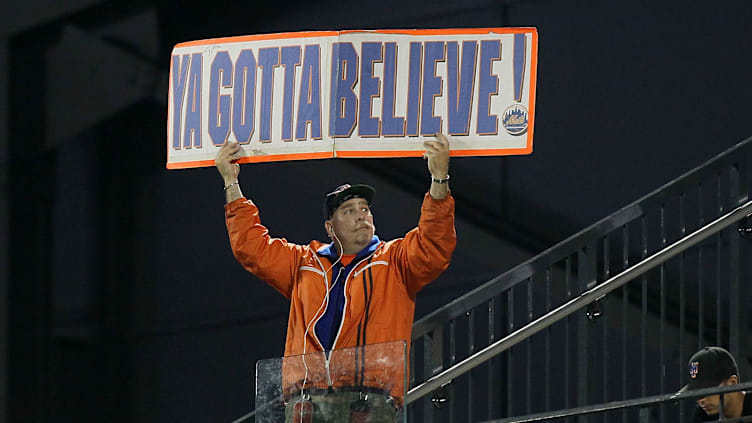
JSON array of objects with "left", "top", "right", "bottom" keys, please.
[
  {"left": 167, "top": 27, "right": 538, "bottom": 168},
  {"left": 334, "top": 147, "right": 533, "bottom": 159},
  {"left": 174, "top": 31, "right": 340, "bottom": 48},
  {"left": 166, "top": 151, "right": 333, "bottom": 169},
  {"left": 173, "top": 28, "right": 537, "bottom": 49}
]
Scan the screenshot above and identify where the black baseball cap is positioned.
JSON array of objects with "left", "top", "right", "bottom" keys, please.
[
  {"left": 679, "top": 346, "right": 739, "bottom": 392},
  {"left": 324, "top": 184, "right": 375, "bottom": 219}
]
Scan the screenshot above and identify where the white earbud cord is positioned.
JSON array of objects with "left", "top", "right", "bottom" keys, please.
[{"left": 299, "top": 232, "right": 344, "bottom": 399}]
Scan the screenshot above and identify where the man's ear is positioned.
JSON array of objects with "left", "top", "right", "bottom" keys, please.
[
  {"left": 324, "top": 221, "right": 333, "bottom": 238},
  {"left": 727, "top": 375, "right": 739, "bottom": 385}
]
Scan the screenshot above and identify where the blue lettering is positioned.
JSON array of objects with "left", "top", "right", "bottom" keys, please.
[
  {"left": 421, "top": 42, "right": 445, "bottom": 136},
  {"left": 477, "top": 40, "right": 501, "bottom": 135},
  {"left": 183, "top": 52, "right": 203, "bottom": 148},
  {"left": 295, "top": 45, "right": 322, "bottom": 140},
  {"left": 447, "top": 41, "right": 477, "bottom": 136},
  {"left": 280, "top": 46, "right": 301, "bottom": 141},
  {"left": 381, "top": 43, "right": 405, "bottom": 137},
  {"left": 358, "top": 42, "right": 382, "bottom": 137},
  {"left": 513, "top": 33, "right": 526, "bottom": 103},
  {"left": 171, "top": 54, "right": 190, "bottom": 149},
  {"left": 209, "top": 51, "right": 232, "bottom": 146},
  {"left": 329, "top": 43, "right": 358, "bottom": 138},
  {"left": 232, "top": 49, "right": 257, "bottom": 144},
  {"left": 406, "top": 42, "right": 422, "bottom": 136},
  {"left": 258, "top": 48, "right": 280, "bottom": 143}
]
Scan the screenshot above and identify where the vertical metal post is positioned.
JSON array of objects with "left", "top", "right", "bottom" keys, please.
[
  {"left": 468, "top": 310, "right": 475, "bottom": 423},
  {"left": 409, "top": 342, "right": 416, "bottom": 422},
  {"left": 641, "top": 217, "right": 648, "bottom": 399},
  {"left": 602, "top": 236, "right": 610, "bottom": 423},
  {"left": 578, "top": 243, "right": 596, "bottom": 422},
  {"left": 423, "top": 333, "right": 432, "bottom": 421},
  {"left": 449, "top": 319, "right": 456, "bottom": 423},
  {"left": 488, "top": 297, "right": 496, "bottom": 419},
  {"left": 425, "top": 328, "right": 443, "bottom": 421},
  {"left": 659, "top": 204, "right": 666, "bottom": 423},
  {"left": 565, "top": 257, "right": 572, "bottom": 421},
  {"left": 507, "top": 287, "right": 515, "bottom": 417},
  {"left": 698, "top": 183, "right": 705, "bottom": 349},
  {"left": 716, "top": 173, "right": 723, "bottom": 346},
  {"left": 622, "top": 225, "right": 629, "bottom": 423},
  {"left": 728, "top": 164, "right": 741, "bottom": 360},
  {"left": 545, "top": 268, "right": 551, "bottom": 413},
  {"left": 679, "top": 193, "right": 687, "bottom": 422},
  {"left": 526, "top": 277, "right": 533, "bottom": 414}
]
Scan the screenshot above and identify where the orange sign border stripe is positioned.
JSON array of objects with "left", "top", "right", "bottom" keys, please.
[
  {"left": 166, "top": 151, "right": 334, "bottom": 169},
  {"left": 173, "top": 30, "right": 340, "bottom": 48},
  {"left": 334, "top": 147, "right": 533, "bottom": 159}
]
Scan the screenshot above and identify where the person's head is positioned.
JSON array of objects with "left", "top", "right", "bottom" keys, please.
[
  {"left": 681, "top": 346, "right": 744, "bottom": 417},
  {"left": 324, "top": 184, "right": 376, "bottom": 255}
]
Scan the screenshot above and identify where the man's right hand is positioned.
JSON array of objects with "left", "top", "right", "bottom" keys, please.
[
  {"left": 216, "top": 142, "right": 244, "bottom": 204},
  {"left": 215, "top": 142, "right": 242, "bottom": 186}
]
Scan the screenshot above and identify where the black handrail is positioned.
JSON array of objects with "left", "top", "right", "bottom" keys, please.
[{"left": 412, "top": 135, "right": 752, "bottom": 340}]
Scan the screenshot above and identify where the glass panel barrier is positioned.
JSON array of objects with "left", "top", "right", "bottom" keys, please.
[{"left": 256, "top": 340, "right": 407, "bottom": 423}]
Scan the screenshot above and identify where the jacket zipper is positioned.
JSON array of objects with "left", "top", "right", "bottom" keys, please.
[
  {"left": 308, "top": 248, "right": 378, "bottom": 387},
  {"left": 330, "top": 251, "right": 375, "bottom": 351},
  {"left": 308, "top": 254, "right": 331, "bottom": 352}
]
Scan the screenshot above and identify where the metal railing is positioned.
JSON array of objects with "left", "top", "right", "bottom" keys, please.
[
  {"left": 408, "top": 136, "right": 752, "bottom": 422},
  {"left": 407, "top": 199, "right": 752, "bottom": 404},
  {"left": 482, "top": 381, "right": 752, "bottom": 423}
]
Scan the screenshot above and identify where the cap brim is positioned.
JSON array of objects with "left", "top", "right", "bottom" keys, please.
[
  {"left": 678, "top": 380, "right": 720, "bottom": 393},
  {"left": 342, "top": 184, "right": 375, "bottom": 203},
  {"left": 325, "top": 184, "right": 376, "bottom": 218}
]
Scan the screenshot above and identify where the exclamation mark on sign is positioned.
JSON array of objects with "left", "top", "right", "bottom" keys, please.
[{"left": 513, "top": 33, "right": 526, "bottom": 103}]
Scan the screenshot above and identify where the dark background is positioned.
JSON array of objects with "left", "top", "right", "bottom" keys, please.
[{"left": 2, "top": 0, "right": 751, "bottom": 421}]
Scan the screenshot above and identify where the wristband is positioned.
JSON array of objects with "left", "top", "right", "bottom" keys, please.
[
  {"left": 224, "top": 181, "right": 239, "bottom": 191},
  {"left": 431, "top": 174, "right": 450, "bottom": 184}
]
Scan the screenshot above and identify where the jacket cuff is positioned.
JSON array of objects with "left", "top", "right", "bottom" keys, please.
[
  {"left": 422, "top": 192, "right": 454, "bottom": 212},
  {"left": 224, "top": 197, "right": 251, "bottom": 214}
]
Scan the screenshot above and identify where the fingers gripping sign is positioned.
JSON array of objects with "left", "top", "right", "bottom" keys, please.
[
  {"left": 423, "top": 133, "right": 451, "bottom": 199},
  {"left": 216, "top": 141, "right": 245, "bottom": 203},
  {"left": 216, "top": 141, "right": 242, "bottom": 183}
]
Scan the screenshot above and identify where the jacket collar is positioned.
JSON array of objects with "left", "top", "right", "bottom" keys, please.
[{"left": 317, "top": 235, "right": 380, "bottom": 262}]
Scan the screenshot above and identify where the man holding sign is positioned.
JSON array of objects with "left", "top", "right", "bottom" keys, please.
[{"left": 216, "top": 133, "right": 455, "bottom": 420}]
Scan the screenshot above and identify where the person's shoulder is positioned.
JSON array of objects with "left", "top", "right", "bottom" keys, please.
[
  {"left": 376, "top": 237, "right": 402, "bottom": 250},
  {"left": 306, "top": 240, "right": 329, "bottom": 256}
]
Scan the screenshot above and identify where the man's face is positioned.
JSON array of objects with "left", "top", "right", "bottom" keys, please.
[
  {"left": 696, "top": 376, "right": 740, "bottom": 417},
  {"left": 327, "top": 198, "right": 375, "bottom": 254}
]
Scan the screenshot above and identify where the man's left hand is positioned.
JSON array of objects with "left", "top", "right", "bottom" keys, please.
[{"left": 423, "top": 133, "right": 450, "bottom": 179}]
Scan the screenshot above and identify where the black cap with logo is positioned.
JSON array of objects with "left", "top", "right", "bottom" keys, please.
[
  {"left": 679, "top": 346, "right": 739, "bottom": 392},
  {"left": 324, "top": 184, "right": 375, "bottom": 219}
]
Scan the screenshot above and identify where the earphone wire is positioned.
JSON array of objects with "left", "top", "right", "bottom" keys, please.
[{"left": 299, "top": 230, "right": 344, "bottom": 402}]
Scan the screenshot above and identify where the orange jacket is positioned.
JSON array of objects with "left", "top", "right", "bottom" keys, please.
[{"left": 225, "top": 192, "right": 456, "bottom": 397}]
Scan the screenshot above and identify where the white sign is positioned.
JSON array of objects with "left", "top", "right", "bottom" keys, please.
[{"left": 167, "top": 28, "right": 538, "bottom": 169}]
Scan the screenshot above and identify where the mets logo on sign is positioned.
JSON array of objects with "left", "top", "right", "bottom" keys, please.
[
  {"left": 689, "top": 361, "right": 699, "bottom": 379},
  {"left": 502, "top": 104, "right": 528, "bottom": 136}
]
